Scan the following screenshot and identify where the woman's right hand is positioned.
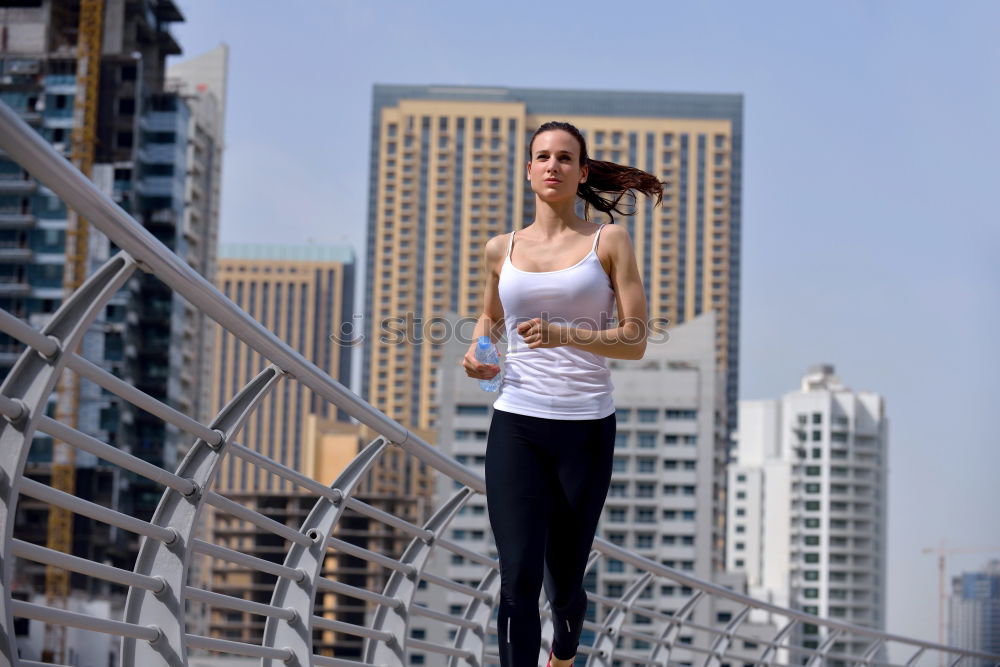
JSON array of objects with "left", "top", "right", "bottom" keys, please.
[{"left": 461, "top": 348, "right": 500, "bottom": 381}]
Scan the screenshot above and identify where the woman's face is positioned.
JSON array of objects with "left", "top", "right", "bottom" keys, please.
[{"left": 527, "top": 129, "right": 588, "bottom": 203}]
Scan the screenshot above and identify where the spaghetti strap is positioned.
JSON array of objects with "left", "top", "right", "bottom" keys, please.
[
  {"left": 506, "top": 230, "right": 516, "bottom": 259},
  {"left": 591, "top": 223, "right": 606, "bottom": 253}
]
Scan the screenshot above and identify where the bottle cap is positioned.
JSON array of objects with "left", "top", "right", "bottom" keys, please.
[{"left": 477, "top": 336, "right": 491, "bottom": 348}]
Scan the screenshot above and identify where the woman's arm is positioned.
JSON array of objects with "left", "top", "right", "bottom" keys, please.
[
  {"left": 470, "top": 233, "right": 507, "bottom": 342},
  {"left": 517, "top": 224, "right": 648, "bottom": 360},
  {"left": 461, "top": 233, "right": 508, "bottom": 379}
]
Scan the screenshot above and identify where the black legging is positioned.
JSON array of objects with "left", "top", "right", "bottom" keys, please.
[{"left": 485, "top": 407, "right": 617, "bottom": 666}]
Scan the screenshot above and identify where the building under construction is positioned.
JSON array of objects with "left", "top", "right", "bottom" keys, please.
[{"left": 0, "top": 1, "right": 225, "bottom": 661}]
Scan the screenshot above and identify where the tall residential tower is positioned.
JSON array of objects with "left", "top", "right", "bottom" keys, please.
[
  {"left": 363, "top": 85, "right": 743, "bottom": 434},
  {"left": 726, "top": 365, "right": 889, "bottom": 658}
]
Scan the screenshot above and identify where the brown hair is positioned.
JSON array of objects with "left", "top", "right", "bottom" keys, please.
[{"left": 528, "top": 121, "right": 664, "bottom": 222}]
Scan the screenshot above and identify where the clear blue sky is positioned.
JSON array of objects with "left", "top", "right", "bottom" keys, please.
[{"left": 172, "top": 0, "right": 1000, "bottom": 650}]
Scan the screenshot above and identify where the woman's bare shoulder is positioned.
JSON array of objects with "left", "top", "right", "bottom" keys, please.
[
  {"left": 600, "top": 222, "right": 633, "bottom": 246},
  {"left": 483, "top": 232, "right": 513, "bottom": 272}
]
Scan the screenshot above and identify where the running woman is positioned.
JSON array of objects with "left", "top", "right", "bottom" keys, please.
[{"left": 461, "top": 121, "right": 663, "bottom": 666}]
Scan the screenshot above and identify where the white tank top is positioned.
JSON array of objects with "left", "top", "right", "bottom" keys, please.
[{"left": 493, "top": 223, "right": 616, "bottom": 420}]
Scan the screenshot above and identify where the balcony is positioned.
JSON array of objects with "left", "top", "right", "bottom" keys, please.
[
  {"left": 0, "top": 276, "right": 31, "bottom": 296},
  {"left": 0, "top": 179, "right": 36, "bottom": 195},
  {"left": 0, "top": 246, "right": 33, "bottom": 262},
  {"left": 0, "top": 213, "right": 36, "bottom": 229}
]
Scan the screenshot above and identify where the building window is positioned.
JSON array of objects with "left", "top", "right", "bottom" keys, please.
[
  {"left": 638, "top": 408, "right": 657, "bottom": 422},
  {"left": 812, "top": 412, "right": 822, "bottom": 424}
]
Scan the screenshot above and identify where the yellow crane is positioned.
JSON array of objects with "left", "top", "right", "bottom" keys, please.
[
  {"left": 44, "top": 0, "right": 105, "bottom": 662},
  {"left": 921, "top": 542, "right": 1000, "bottom": 667}
]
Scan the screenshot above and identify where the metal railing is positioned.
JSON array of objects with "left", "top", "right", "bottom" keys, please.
[{"left": 0, "top": 99, "right": 996, "bottom": 667}]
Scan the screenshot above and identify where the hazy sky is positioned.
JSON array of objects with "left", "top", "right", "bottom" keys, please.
[{"left": 172, "top": 0, "right": 1000, "bottom": 651}]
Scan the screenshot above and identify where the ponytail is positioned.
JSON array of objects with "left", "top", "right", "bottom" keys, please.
[{"left": 529, "top": 121, "right": 664, "bottom": 223}]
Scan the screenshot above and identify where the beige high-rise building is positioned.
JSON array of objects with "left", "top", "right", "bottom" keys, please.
[
  {"left": 363, "top": 85, "right": 744, "bottom": 433},
  {"left": 205, "top": 245, "right": 426, "bottom": 656},
  {"left": 207, "top": 245, "right": 357, "bottom": 646},
  {"left": 211, "top": 244, "right": 356, "bottom": 490}
]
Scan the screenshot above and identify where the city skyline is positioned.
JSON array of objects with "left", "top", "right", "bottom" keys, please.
[{"left": 171, "top": 0, "right": 1000, "bottom": 647}]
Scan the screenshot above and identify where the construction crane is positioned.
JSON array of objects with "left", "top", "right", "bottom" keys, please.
[
  {"left": 43, "top": 0, "right": 105, "bottom": 662},
  {"left": 921, "top": 542, "right": 1000, "bottom": 667}
]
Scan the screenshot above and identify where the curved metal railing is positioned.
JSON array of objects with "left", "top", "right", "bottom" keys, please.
[{"left": 0, "top": 100, "right": 996, "bottom": 667}]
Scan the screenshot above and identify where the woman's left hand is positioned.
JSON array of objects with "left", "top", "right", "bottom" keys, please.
[{"left": 516, "top": 317, "right": 565, "bottom": 349}]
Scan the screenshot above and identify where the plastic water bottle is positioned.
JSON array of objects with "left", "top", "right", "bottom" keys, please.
[{"left": 475, "top": 336, "right": 502, "bottom": 392}]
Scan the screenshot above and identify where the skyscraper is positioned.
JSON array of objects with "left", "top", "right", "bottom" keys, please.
[
  {"left": 212, "top": 243, "right": 355, "bottom": 490},
  {"left": 363, "top": 85, "right": 743, "bottom": 435},
  {"left": 726, "top": 365, "right": 889, "bottom": 658},
  {"left": 166, "top": 44, "right": 229, "bottom": 426},
  {"left": 0, "top": 2, "right": 225, "bottom": 660},
  {"left": 208, "top": 244, "right": 357, "bottom": 647},
  {"left": 0, "top": 0, "right": 223, "bottom": 588},
  {"left": 950, "top": 561, "right": 1000, "bottom": 667}
]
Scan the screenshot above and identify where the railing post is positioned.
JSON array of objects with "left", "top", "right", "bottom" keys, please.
[
  {"left": 756, "top": 618, "right": 796, "bottom": 667},
  {"left": 591, "top": 572, "right": 654, "bottom": 667},
  {"left": 0, "top": 254, "right": 135, "bottom": 666},
  {"left": 121, "top": 366, "right": 282, "bottom": 666},
  {"left": 260, "top": 435, "right": 389, "bottom": 666},
  {"left": 449, "top": 566, "right": 500, "bottom": 667},
  {"left": 647, "top": 589, "right": 704, "bottom": 667},
  {"left": 364, "top": 486, "right": 475, "bottom": 666}
]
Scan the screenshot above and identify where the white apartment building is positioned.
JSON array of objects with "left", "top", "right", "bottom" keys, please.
[
  {"left": 413, "top": 312, "right": 770, "bottom": 665},
  {"left": 727, "top": 364, "right": 888, "bottom": 658}
]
